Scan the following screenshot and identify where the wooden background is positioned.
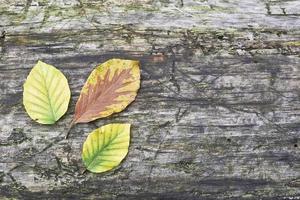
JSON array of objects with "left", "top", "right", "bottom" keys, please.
[{"left": 0, "top": 0, "right": 299, "bottom": 199}]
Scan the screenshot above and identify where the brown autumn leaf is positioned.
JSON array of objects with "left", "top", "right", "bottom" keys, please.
[{"left": 65, "top": 58, "right": 140, "bottom": 138}]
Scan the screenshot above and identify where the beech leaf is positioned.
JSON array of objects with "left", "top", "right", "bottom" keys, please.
[
  {"left": 23, "top": 61, "right": 71, "bottom": 124},
  {"left": 66, "top": 58, "right": 140, "bottom": 138},
  {"left": 82, "top": 123, "right": 130, "bottom": 173}
]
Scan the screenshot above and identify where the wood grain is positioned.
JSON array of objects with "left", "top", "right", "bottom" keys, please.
[{"left": 0, "top": 0, "right": 299, "bottom": 199}]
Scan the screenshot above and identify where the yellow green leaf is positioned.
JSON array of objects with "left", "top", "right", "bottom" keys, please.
[
  {"left": 82, "top": 123, "right": 130, "bottom": 173},
  {"left": 23, "top": 60, "right": 71, "bottom": 124}
]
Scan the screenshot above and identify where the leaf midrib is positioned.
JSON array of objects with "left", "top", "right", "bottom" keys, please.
[{"left": 39, "top": 67, "right": 56, "bottom": 122}]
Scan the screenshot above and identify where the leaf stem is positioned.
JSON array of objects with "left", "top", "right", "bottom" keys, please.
[
  {"left": 65, "top": 120, "right": 75, "bottom": 139},
  {"left": 81, "top": 168, "right": 87, "bottom": 175}
]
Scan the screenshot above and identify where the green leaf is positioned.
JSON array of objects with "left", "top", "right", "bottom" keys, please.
[
  {"left": 82, "top": 123, "right": 130, "bottom": 173},
  {"left": 23, "top": 60, "right": 71, "bottom": 124}
]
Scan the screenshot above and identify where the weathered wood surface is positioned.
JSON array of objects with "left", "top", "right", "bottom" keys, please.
[{"left": 0, "top": 0, "right": 300, "bottom": 199}]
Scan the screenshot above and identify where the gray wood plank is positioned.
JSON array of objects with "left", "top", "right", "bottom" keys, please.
[{"left": 0, "top": 0, "right": 299, "bottom": 199}]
